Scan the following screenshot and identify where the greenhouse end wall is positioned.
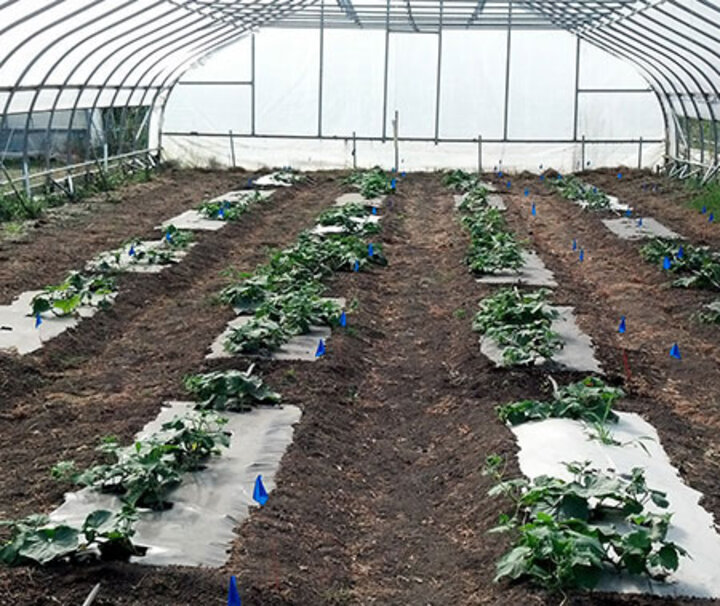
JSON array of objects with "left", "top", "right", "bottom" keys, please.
[{"left": 158, "top": 27, "right": 665, "bottom": 173}]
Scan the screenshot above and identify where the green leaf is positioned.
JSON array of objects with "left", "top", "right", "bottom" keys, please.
[{"left": 19, "top": 525, "right": 80, "bottom": 565}]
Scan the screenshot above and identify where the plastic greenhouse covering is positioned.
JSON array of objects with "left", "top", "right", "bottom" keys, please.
[{"left": 1, "top": 0, "right": 720, "bottom": 182}]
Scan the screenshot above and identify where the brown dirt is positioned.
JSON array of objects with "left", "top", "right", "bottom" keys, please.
[{"left": 0, "top": 170, "right": 717, "bottom": 605}]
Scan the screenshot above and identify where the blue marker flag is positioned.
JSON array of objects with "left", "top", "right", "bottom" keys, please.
[
  {"left": 506, "top": 181, "right": 511, "bottom": 189},
  {"left": 670, "top": 343, "right": 681, "bottom": 360},
  {"left": 702, "top": 205, "right": 707, "bottom": 214},
  {"left": 165, "top": 231, "right": 172, "bottom": 243},
  {"left": 531, "top": 203, "right": 536, "bottom": 216},
  {"left": 524, "top": 188, "right": 529, "bottom": 197},
  {"left": 353, "top": 260, "right": 360, "bottom": 272},
  {"left": 618, "top": 316, "right": 626, "bottom": 334},
  {"left": 579, "top": 249, "right": 585, "bottom": 262},
  {"left": 339, "top": 311, "right": 347, "bottom": 327},
  {"left": 498, "top": 171, "right": 503, "bottom": 178},
  {"left": 637, "top": 217, "right": 643, "bottom": 227},
  {"left": 218, "top": 208, "right": 225, "bottom": 219},
  {"left": 617, "top": 172, "right": 623, "bottom": 179},
  {"left": 678, "top": 246, "right": 684, "bottom": 259},
  {"left": 35, "top": 313, "right": 42, "bottom": 328},
  {"left": 709, "top": 213, "right": 715, "bottom": 223},
  {"left": 368, "top": 243, "right": 374, "bottom": 257},
  {"left": 315, "top": 339, "right": 326, "bottom": 358},
  {"left": 129, "top": 244, "right": 135, "bottom": 257},
  {"left": 228, "top": 576, "right": 242, "bottom": 606},
  {"left": 371, "top": 206, "right": 378, "bottom": 215},
  {"left": 663, "top": 256, "right": 672, "bottom": 270},
  {"left": 572, "top": 239, "right": 577, "bottom": 251},
  {"left": 391, "top": 178, "right": 397, "bottom": 189},
  {"left": 253, "top": 475, "right": 269, "bottom": 506},
  {"left": 247, "top": 178, "right": 253, "bottom": 186}
]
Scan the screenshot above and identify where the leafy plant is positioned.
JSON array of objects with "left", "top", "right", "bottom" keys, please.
[
  {"left": 316, "top": 203, "right": 379, "bottom": 235},
  {"left": 184, "top": 365, "right": 281, "bottom": 412},
  {"left": 256, "top": 288, "right": 342, "bottom": 335},
  {"left": 457, "top": 186, "right": 490, "bottom": 212},
  {"left": 51, "top": 412, "right": 229, "bottom": 510},
  {"left": 31, "top": 271, "right": 116, "bottom": 317},
  {"left": 443, "top": 169, "right": 480, "bottom": 192},
  {"left": 497, "top": 377, "right": 623, "bottom": 426},
  {"left": 271, "top": 168, "right": 305, "bottom": 185},
  {"left": 459, "top": 203, "right": 524, "bottom": 274},
  {"left": 473, "top": 287, "right": 562, "bottom": 365},
  {"left": 485, "top": 457, "right": 686, "bottom": 593},
  {"left": 554, "top": 175, "right": 610, "bottom": 210},
  {"left": 0, "top": 505, "right": 145, "bottom": 566},
  {"left": 640, "top": 238, "right": 720, "bottom": 290},
  {"left": 344, "top": 167, "right": 392, "bottom": 198},
  {"left": 224, "top": 317, "right": 288, "bottom": 355},
  {"left": 696, "top": 298, "right": 720, "bottom": 323}
]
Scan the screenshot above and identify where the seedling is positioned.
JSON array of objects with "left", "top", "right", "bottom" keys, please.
[
  {"left": 31, "top": 271, "right": 116, "bottom": 317},
  {"left": 0, "top": 505, "right": 145, "bottom": 566},
  {"left": 224, "top": 317, "right": 288, "bottom": 355},
  {"left": 484, "top": 457, "right": 686, "bottom": 593},
  {"left": 553, "top": 175, "right": 610, "bottom": 211},
  {"left": 443, "top": 169, "right": 481, "bottom": 192},
  {"left": 497, "top": 376, "right": 622, "bottom": 426},
  {"left": 473, "top": 287, "right": 562, "bottom": 366},
  {"left": 185, "top": 365, "right": 281, "bottom": 411},
  {"left": 344, "top": 167, "right": 392, "bottom": 199}
]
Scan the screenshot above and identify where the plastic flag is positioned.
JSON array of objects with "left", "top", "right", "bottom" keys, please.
[
  {"left": 253, "top": 475, "right": 269, "bottom": 506},
  {"left": 165, "top": 231, "right": 172, "bottom": 243},
  {"left": 524, "top": 188, "right": 529, "bottom": 197},
  {"left": 663, "top": 256, "right": 671, "bottom": 270},
  {"left": 401, "top": 171, "right": 407, "bottom": 178},
  {"left": 391, "top": 178, "right": 397, "bottom": 190},
  {"left": 625, "top": 209, "right": 632, "bottom": 217},
  {"left": 506, "top": 181, "right": 511, "bottom": 189},
  {"left": 637, "top": 217, "right": 643, "bottom": 227},
  {"left": 617, "top": 172, "right": 623, "bottom": 179},
  {"left": 218, "top": 208, "right": 225, "bottom": 219},
  {"left": 579, "top": 249, "right": 584, "bottom": 262},
  {"left": 702, "top": 205, "right": 707, "bottom": 214},
  {"left": 368, "top": 243, "right": 374, "bottom": 257},
  {"left": 227, "top": 576, "right": 241, "bottom": 606},
  {"left": 709, "top": 213, "right": 715, "bottom": 223},
  {"left": 371, "top": 206, "right": 378, "bottom": 215},
  {"left": 128, "top": 244, "right": 135, "bottom": 257},
  {"left": 531, "top": 203, "right": 536, "bottom": 216},
  {"left": 315, "top": 339, "right": 326, "bottom": 358},
  {"left": 339, "top": 311, "right": 347, "bottom": 327},
  {"left": 540, "top": 175, "right": 545, "bottom": 182},
  {"left": 247, "top": 178, "right": 253, "bottom": 186},
  {"left": 618, "top": 316, "right": 626, "bottom": 334},
  {"left": 669, "top": 343, "right": 681, "bottom": 360},
  {"left": 677, "top": 246, "right": 684, "bottom": 259},
  {"left": 35, "top": 313, "right": 42, "bottom": 328},
  {"left": 353, "top": 260, "right": 360, "bottom": 272},
  {"left": 572, "top": 239, "right": 577, "bottom": 251}
]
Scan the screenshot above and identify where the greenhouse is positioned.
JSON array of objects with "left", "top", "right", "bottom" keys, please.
[{"left": 1, "top": 0, "right": 720, "bottom": 604}]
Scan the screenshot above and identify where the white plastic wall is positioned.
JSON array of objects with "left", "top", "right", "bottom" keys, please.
[{"left": 159, "top": 26, "right": 665, "bottom": 172}]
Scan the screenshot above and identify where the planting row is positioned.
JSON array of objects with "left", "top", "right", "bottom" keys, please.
[
  {"left": 446, "top": 172, "right": 720, "bottom": 599},
  {"left": 0, "top": 168, "right": 393, "bottom": 570},
  {"left": 0, "top": 187, "right": 275, "bottom": 355}
]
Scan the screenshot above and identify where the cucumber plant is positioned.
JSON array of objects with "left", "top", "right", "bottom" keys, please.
[
  {"left": 443, "top": 169, "right": 481, "bottom": 193},
  {"left": 31, "top": 271, "right": 116, "bottom": 317},
  {"left": 344, "top": 167, "right": 392, "bottom": 198},
  {"left": 185, "top": 365, "right": 281, "bottom": 412},
  {"left": 497, "top": 377, "right": 623, "bottom": 426},
  {"left": 554, "top": 175, "right": 610, "bottom": 210},
  {"left": 0, "top": 504, "right": 145, "bottom": 566},
  {"left": 316, "top": 203, "right": 380, "bottom": 235},
  {"left": 640, "top": 238, "right": 720, "bottom": 290},
  {"left": 224, "top": 317, "right": 288, "bottom": 355},
  {"left": 485, "top": 456, "right": 686, "bottom": 593},
  {"left": 52, "top": 411, "right": 229, "bottom": 510},
  {"left": 473, "top": 287, "right": 563, "bottom": 366}
]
